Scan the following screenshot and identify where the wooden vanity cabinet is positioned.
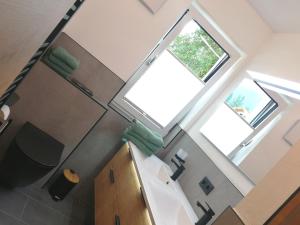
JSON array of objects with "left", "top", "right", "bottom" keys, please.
[
  {"left": 95, "top": 158, "right": 117, "bottom": 225},
  {"left": 95, "top": 143, "right": 152, "bottom": 225}
]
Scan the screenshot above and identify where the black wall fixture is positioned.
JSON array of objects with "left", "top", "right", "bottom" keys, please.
[{"left": 0, "top": 0, "right": 85, "bottom": 108}]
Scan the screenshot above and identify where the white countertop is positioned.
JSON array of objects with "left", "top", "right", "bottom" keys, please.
[{"left": 128, "top": 141, "right": 198, "bottom": 225}]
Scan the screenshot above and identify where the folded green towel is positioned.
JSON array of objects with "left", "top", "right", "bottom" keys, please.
[
  {"left": 51, "top": 47, "right": 80, "bottom": 70},
  {"left": 43, "top": 56, "right": 71, "bottom": 78},
  {"left": 124, "top": 132, "right": 161, "bottom": 153},
  {"left": 47, "top": 50, "right": 74, "bottom": 74},
  {"left": 122, "top": 120, "right": 164, "bottom": 156},
  {"left": 123, "top": 134, "right": 155, "bottom": 156},
  {"left": 128, "top": 120, "right": 163, "bottom": 147}
]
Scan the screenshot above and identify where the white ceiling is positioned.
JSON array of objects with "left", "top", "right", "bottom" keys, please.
[{"left": 247, "top": 0, "right": 300, "bottom": 33}]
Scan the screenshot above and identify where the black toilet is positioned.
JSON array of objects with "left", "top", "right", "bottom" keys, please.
[{"left": 0, "top": 122, "right": 64, "bottom": 187}]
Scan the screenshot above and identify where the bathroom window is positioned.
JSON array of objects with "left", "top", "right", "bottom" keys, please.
[
  {"left": 124, "top": 20, "right": 228, "bottom": 128},
  {"left": 200, "top": 78, "right": 278, "bottom": 157},
  {"left": 112, "top": 8, "right": 238, "bottom": 136}
]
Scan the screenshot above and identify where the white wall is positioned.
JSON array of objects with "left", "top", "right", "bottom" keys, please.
[
  {"left": 244, "top": 33, "right": 300, "bottom": 84},
  {"left": 64, "top": 0, "right": 272, "bottom": 82},
  {"left": 234, "top": 35, "right": 300, "bottom": 224},
  {"left": 235, "top": 140, "right": 300, "bottom": 225},
  {"left": 197, "top": 0, "right": 272, "bottom": 56},
  {"left": 239, "top": 34, "right": 300, "bottom": 183},
  {"left": 63, "top": 0, "right": 191, "bottom": 81}
]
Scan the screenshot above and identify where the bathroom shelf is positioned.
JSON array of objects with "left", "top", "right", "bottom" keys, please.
[{"left": 58, "top": 74, "right": 109, "bottom": 111}]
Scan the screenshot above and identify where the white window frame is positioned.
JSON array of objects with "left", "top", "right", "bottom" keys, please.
[{"left": 111, "top": 6, "right": 240, "bottom": 136}]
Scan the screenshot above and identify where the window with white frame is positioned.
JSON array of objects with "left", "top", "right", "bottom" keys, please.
[
  {"left": 112, "top": 8, "right": 238, "bottom": 136},
  {"left": 200, "top": 78, "right": 278, "bottom": 158}
]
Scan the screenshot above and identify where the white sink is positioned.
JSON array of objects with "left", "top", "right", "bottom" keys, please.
[
  {"left": 147, "top": 178, "right": 195, "bottom": 225},
  {"left": 147, "top": 179, "right": 182, "bottom": 225},
  {"left": 157, "top": 165, "right": 173, "bottom": 184},
  {"left": 128, "top": 142, "right": 198, "bottom": 225},
  {"left": 177, "top": 206, "right": 196, "bottom": 225},
  {"left": 143, "top": 156, "right": 173, "bottom": 183}
]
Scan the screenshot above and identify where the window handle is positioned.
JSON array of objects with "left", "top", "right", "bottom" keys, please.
[
  {"left": 240, "top": 139, "right": 253, "bottom": 147},
  {"left": 147, "top": 55, "right": 158, "bottom": 65}
]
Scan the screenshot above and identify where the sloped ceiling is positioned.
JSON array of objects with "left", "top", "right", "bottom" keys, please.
[{"left": 247, "top": 0, "right": 300, "bottom": 33}]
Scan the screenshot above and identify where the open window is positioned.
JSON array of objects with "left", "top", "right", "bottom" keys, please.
[
  {"left": 112, "top": 8, "right": 236, "bottom": 136},
  {"left": 200, "top": 78, "right": 278, "bottom": 158},
  {"left": 123, "top": 20, "right": 228, "bottom": 128}
]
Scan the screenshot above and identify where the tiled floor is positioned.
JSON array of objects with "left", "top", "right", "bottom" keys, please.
[{"left": 0, "top": 183, "right": 92, "bottom": 225}]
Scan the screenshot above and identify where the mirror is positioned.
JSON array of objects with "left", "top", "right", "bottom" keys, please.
[{"left": 198, "top": 78, "right": 287, "bottom": 183}]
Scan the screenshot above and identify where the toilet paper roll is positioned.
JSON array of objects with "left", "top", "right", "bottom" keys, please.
[{"left": 1, "top": 105, "right": 10, "bottom": 121}]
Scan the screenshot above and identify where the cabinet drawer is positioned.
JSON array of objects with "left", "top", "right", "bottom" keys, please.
[
  {"left": 116, "top": 167, "right": 151, "bottom": 225},
  {"left": 114, "top": 145, "right": 152, "bottom": 225},
  {"left": 95, "top": 143, "right": 152, "bottom": 225},
  {"left": 95, "top": 160, "right": 116, "bottom": 200},
  {"left": 95, "top": 201, "right": 117, "bottom": 225},
  {"left": 95, "top": 161, "right": 117, "bottom": 225}
]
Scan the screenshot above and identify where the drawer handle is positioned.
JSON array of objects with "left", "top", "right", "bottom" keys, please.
[
  {"left": 115, "top": 215, "right": 120, "bottom": 225},
  {"left": 109, "top": 169, "right": 115, "bottom": 184}
]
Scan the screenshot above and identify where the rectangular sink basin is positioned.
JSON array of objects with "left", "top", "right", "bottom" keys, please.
[
  {"left": 128, "top": 142, "right": 198, "bottom": 225},
  {"left": 147, "top": 178, "right": 195, "bottom": 225}
]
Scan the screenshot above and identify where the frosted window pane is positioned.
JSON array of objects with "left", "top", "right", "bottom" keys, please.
[
  {"left": 125, "top": 50, "right": 204, "bottom": 127},
  {"left": 200, "top": 104, "right": 253, "bottom": 155}
]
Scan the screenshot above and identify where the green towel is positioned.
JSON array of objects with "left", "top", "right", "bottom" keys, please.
[
  {"left": 123, "top": 134, "right": 155, "bottom": 156},
  {"left": 51, "top": 47, "right": 80, "bottom": 70},
  {"left": 124, "top": 131, "right": 161, "bottom": 153},
  {"left": 47, "top": 50, "right": 74, "bottom": 74},
  {"left": 43, "top": 55, "right": 71, "bottom": 78},
  {"left": 122, "top": 120, "right": 164, "bottom": 156},
  {"left": 128, "top": 120, "right": 163, "bottom": 147}
]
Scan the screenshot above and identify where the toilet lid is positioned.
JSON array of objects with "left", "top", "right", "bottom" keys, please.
[{"left": 15, "top": 122, "right": 64, "bottom": 167}]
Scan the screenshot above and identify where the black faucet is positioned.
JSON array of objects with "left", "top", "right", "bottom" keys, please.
[
  {"left": 170, "top": 154, "right": 185, "bottom": 181},
  {"left": 195, "top": 201, "right": 215, "bottom": 225}
]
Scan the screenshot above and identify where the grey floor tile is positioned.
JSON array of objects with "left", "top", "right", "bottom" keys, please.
[
  {"left": 0, "top": 186, "right": 28, "bottom": 219},
  {"left": 16, "top": 185, "right": 50, "bottom": 204},
  {"left": 17, "top": 184, "right": 89, "bottom": 223},
  {"left": 22, "top": 199, "right": 67, "bottom": 225},
  {"left": 0, "top": 210, "right": 26, "bottom": 225},
  {"left": 17, "top": 185, "right": 71, "bottom": 214},
  {"left": 63, "top": 217, "right": 86, "bottom": 225}
]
